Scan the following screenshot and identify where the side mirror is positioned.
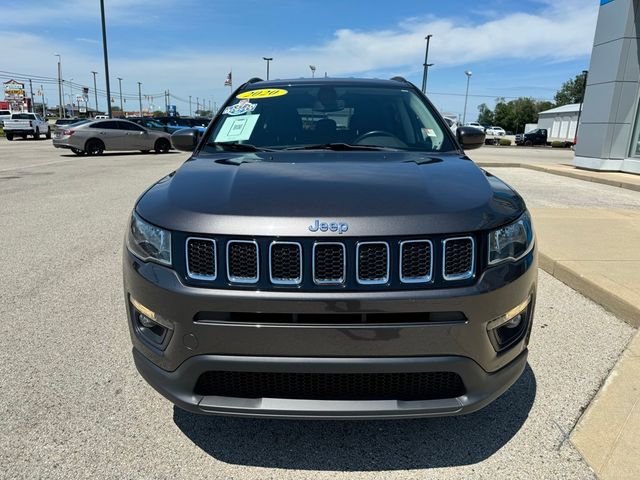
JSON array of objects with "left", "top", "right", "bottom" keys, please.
[
  {"left": 171, "top": 128, "right": 199, "bottom": 152},
  {"left": 456, "top": 126, "right": 485, "bottom": 150}
]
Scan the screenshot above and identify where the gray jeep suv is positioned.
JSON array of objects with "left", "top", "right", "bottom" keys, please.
[{"left": 123, "top": 77, "right": 537, "bottom": 419}]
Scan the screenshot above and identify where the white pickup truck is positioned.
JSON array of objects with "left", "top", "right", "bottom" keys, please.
[{"left": 3, "top": 113, "right": 51, "bottom": 140}]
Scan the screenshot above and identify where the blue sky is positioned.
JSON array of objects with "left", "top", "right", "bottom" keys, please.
[{"left": 0, "top": 0, "right": 599, "bottom": 119}]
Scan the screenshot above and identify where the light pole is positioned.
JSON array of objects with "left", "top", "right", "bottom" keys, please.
[
  {"left": 263, "top": 57, "right": 273, "bottom": 80},
  {"left": 309, "top": 65, "right": 316, "bottom": 78},
  {"left": 462, "top": 70, "right": 473, "bottom": 125},
  {"left": 421, "top": 35, "right": 433, "bottom": 94},
  {"left": 137, "top": 82, "right": 143, "bottom": 117},
  {"left": 91, "top": 71, "right": 99, "bottom": 116},
  {"left": 100, "top": 0, "right": 112, "bottom": 118},
  {"left": 69, "top": 78, "right": 74, "bottom": 117},
  {"left": 55, "top": 54, "right": 63, "bottom": 118},
  {"left": 117, "top": 77, "right": 123, "bottom": 113},
  {"left": 189, "top": 95, "right": 192, "bottom": 116},
  {"left": 574, "top": 69, "right": 589, "bottom": 144}
]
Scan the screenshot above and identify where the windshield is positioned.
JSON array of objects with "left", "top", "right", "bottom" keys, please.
[
  {"left": 12, "top": 114, "right": 35, "bottom": 120},
  {"left": 204, "top": 84, "right": 455, "bottom": 152}
]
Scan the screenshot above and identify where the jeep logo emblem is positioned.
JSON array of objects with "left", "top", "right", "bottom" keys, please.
[{"left": 308, "top": 219, "right": 349, "bottom": 234}]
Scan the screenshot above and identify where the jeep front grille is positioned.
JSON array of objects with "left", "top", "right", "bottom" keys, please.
[
  {"left": 356, "top": 242, "right": 389, "bottom": 284},
  {"left": 186, "top": 238, "right": 216, "bottom": 280},
  {"left": 313, "top": 243, "right": 346, "bottom": 285},
  {"left": 443, "top": 237, "right": 474, "bottom": 280},
  {"left": 184, "top": 235, "right": 478, "bottom": 290},
  {"left": 226, "top": 240, "right": 259, "bottom": 283}
]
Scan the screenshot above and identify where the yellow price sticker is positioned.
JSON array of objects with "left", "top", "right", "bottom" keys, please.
[{"left": 237, "top": 88, "right": 288, "bottom": 99}]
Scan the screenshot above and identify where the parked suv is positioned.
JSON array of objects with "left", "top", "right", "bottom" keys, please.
[
  {"left": 124, "top": 77, "right": 537, "bottom": 419},
  {"left": 515, "top": 128, "right": 548, "bottom": 147}
]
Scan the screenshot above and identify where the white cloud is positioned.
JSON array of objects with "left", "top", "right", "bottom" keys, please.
[{"left": 1, "top": 0, "right": 599, "bottom": 111}]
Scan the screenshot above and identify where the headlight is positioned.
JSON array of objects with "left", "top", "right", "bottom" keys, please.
[
  {"left": 488, "top": 211, "right": 534, "bottom": 265},
  {"left": 126, "top": 212, "right": 172, "bottom": 266}
]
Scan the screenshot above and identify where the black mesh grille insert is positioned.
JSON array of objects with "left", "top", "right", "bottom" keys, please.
[
  {"left": 444, "top": 238, "right": 474, "bottom": 279},
  {"left": 314, "top": 243, "right": 345, "bottom": 283},
  {"left": 401, "top": 241, "right": 432, "bottom": 281},
  {"left": 227, "top": 241, "right": 258, "bottom": 281},
  {"left": 194, "top": 370, "right": 465, "bottom": 401},
  {"left": 186, "top": 239, "right": 216, "bottom": 278},
  {"left": 357, "top": 243, "right": 388, "bottom": 283},
  {"left": 270, "top": 243, "right": 302, "bottom": 283}
]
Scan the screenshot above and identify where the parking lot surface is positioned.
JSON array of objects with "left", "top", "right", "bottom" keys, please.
[{"left": 0, "top": 138, "right": 634, "bottom": 479}]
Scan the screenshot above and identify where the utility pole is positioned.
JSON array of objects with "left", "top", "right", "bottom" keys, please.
[
  {"left": 189, "top": 95, "right": 192, "bottom": 116},
  {"left": 421, "top": 35, "right": 433, "bottom": 94},
  {"left": 55, "top": 54, "right": 63, "bottom": 118},
  {"left": 100, "top": 0, "right": 112, "bottom": 118},
  {"left": 462, "top": 70, "right": 473, "bottom": 125},
  {"left": 69, "top": 79, "right": 75, "bottom": 117},
  {"left": 309, "top": 65, "right": 316, "bottom": 78},
  {"left": 196, "top": 97, "right": 199, "bottom": 114},
  {"left": 208, "top": 100, "right": 211, "bottom": 113},
  {"left": 91, "top": 71, "right": 99, "bottom": 116},
  {"left": 137, "top": 82, "right": 143, "bottom": 117},
  {"left": 263, "top": 57, "right": 273, "bottom": 80},
  {"left": 28, "top": 79, "right": 34, "bottom": 113},
  {"left": 117, "top": 77, "right": 123, "bottom": 112},
  {"left": 41, "top": 84, "right": 46, "bottom": 117}
]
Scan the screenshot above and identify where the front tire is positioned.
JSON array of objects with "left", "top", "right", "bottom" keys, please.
[
  {"left": 34, "top": 128, "right": 40, "bottom": 140},
  {"left": 45, "top": 128, "right": 51, "bottom": 139},
  {"left": 6, "top": 133, "right": 13, "bottom": 141},
  {"left": 154, "top": 138, "right": 170, "bottom": 154},
  {"left": 85, "top": 138, "right": 105, "bottom": 156},
  {"left": 524, "top": 140, "right": 533, "bottom": 147}
]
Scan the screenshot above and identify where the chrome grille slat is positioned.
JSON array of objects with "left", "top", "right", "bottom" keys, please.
[
  {"left": 356, "top": 242, "right": 389, "bottom": 285},
  {"left": 227, "top": 240, "right": 259, "bottom": 283},
  {"left": 399, "top": 240, "right": 433, "bottom": 283},
  {"left": 186, "top": 237, "right": 217, "bottom": 280},
  {"left": 442, "top": 237, "right": 475, "bottom": 281},
  {"left": 313, "top": 242, "right": 346, "bottom": 285},
  {"left": 269, "top": 242, "right": 303, "bottom": 285}
]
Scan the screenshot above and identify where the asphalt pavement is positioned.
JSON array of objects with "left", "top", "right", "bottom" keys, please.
[{"left": 0, "top": 138, "right": 634, "bottom": 479}]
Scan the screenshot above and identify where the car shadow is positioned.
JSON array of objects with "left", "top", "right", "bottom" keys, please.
[
  {"left": 59, "top": 151, "right": 181, "bottom": 158},
  {"left": 173, "top": 364, "right": 536, "bottom": 471}
]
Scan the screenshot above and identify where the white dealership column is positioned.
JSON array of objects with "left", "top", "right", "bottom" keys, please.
[{"left": 574, "top": 0, "right": 640, "bottom": 174}]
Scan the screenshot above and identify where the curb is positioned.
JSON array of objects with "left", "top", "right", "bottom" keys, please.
[
  {"left": 539, "top": 251, "right": 639, "bottom": 328},
  {"left": 477, "top": 162, "right": 640, "bottom": 192}
]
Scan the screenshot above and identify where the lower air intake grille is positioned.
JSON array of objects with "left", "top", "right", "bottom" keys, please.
[
  {"left": 194, "top": 370, "right": 466, "bottom": 401},
  {"left": 313, "top": 243, "right": 345, "bottom": 284},
  {"left": 186, "top": 238, "right": 216, "bottom": 279},
  {"left": 227, "top": 241, "right": 258, "bottom": 283},
  {"left": 443, "top": 237, "right": 474, "bottom": 280}
]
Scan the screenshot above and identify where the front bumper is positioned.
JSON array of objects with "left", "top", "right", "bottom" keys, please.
[{"left": 124, "top": 248, "right": 537, "bottom": 418}]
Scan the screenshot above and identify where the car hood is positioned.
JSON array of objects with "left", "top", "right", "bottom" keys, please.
[{"left": 136, "top": 151, "right": 525, "bottom": 236}]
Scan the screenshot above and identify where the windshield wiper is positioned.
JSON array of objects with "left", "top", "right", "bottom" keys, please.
[
  {"left": 282, "top": 143, "right": 397, "bottom": 151},
  {"left": 207, "top": 142, "right": 275, "bottom": 152}
]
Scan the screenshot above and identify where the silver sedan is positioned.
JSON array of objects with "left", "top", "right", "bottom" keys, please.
[{"left": 52, "top": 119, "right": 172, "bottom": 155}]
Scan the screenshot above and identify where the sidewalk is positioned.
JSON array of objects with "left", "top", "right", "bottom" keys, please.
[{"left": 484, "top": 159, "right": 640, "bottom": 479}]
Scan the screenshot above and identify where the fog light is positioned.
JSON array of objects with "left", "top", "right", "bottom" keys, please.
[
  {"left": 138, "top": 313, "right": 157, "bottom": 328},
  {"left": 130, "top": 297, "right": 156, "bottom": 322},
  {"left": 487, "top": 297, "right": 530, "bottom": 331},
  {"left": 504, "top": 313, "right": 523, "bottom": 329}
]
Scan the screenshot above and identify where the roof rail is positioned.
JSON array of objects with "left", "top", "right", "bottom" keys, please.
[
  {"left": 246, "top": 77, "right": 263, "bottom": 84},
  {"left": 390, "top": 76, "right": 410, "bottom": 84}
]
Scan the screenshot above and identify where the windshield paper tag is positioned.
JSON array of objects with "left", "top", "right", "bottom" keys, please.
[
  {"left": 424, "top": 128, "right": 437, "bottom": 137},
  {"left": 214, "top": 114, "right": 260, "bottom": 142},
  {"left": 237, "top": 88, "right": 287, "bottom": 99},
  {"left": 223, "top": 100, "right": 257, "bottom": 116}
]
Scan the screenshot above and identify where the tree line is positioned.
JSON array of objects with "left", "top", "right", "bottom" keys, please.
[{"left": 476, "top": 72, "right": 587, "bottom": 133}]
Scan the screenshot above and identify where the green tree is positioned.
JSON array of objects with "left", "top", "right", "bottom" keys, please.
[
  {"left": 152, "top": 110, "right": 164, "bottom": 117},
  {"left": 477, "top": 103, "right": 494, "bottom": 125},
  {"left": 554, "top": 72, "right": 587, "bottom": 106},
  {"left": 491, "top": 97, "right": 552, "bottom": 133},
  {"left": 195, "top": 109, "right": 212, "bottom": 117}
]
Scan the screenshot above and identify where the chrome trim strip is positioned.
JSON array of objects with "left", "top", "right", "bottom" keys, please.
[
  {"left": 312, "top": 242, "right": 346, "bottom": 285},
  {"left": 226, "top": 240, "right": 259, "bottom": 284},
  {"left": 185, "top": 237, "right": 217, "bottom": 281},
  {"left": 269, "top": 241, "right": 303, "bottom": 285},
  {"left": 442, "top": 236, "right": 475, "bottom": 281},
  {"left": 399, "top": 240, "right": 433, "bottom": 283},
  {"left": 356, "top": 241, "right": 390, "bottom": 285}
]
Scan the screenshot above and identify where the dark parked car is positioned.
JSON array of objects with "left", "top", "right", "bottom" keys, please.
[
  {"left": 515, "top": 128, "right": 548, "bottom": 146},
  {"left": 124, "top": 77, "right": 537, "bottom": 419}
]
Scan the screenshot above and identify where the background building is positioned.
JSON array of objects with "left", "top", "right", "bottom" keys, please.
[
  {"left": 574, "top": 0, "right": 640, "bottom": 174},
  {"left": 538, "top": 103, "right": 581, "bottom": 144}
]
